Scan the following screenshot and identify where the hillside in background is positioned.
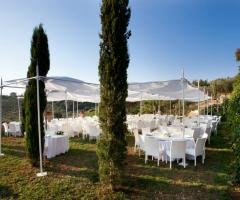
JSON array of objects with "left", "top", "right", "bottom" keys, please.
[
  {"left": 1, "top": 94, "right": 95, "bottom": 122},
  {"left": 2, "top": 95, "right": 22, "bottom": 122}
]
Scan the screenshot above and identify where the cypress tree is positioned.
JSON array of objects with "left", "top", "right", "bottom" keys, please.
[
  {"left": 97, "top": 0, "right": 131, "bottom": 189},
  {"left": 23, "top": 24, "right": 50, "bottom": 166}
]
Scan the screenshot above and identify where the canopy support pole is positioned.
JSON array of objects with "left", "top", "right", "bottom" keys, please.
[
  {"left": 204, "top": 87, "right": 206, "bottom": 115},
  {"left": 36, "top": 64, "right": 47, "bottom": 177},
  {"left": 0, "top": 78, "right": 4, "bottom": 156},
  {"left": 211, "top": 95, "right": 213, "bottom": 116},
  {"left": 65, "top": 93, "right": 69, "bottom": 136},
  {"left": 98, "top": 103, "right": 99, "bottom": 115},
  {"left": 169, "top": 100, "right": 171, "bottom": 115},
  {"left": 182, "top": 70, "right": 185, "bottom": 138},
  {"left": 140, "top": 98, "right": 143, "bottom": 115},
  {"left": 17, "top": 96, "right": 21, "bottom": 122},
  {"left": 51, "top": 101, "right": 54, "bottom": 120},
  {"left": 152, "top": 101, "right": 154, "bottom": 114},
  {"left": 178, "top": 99, "right": 181, "bottom": 117},
  {"left": 207, "top": 91, "right": 209, "bottom": 115},
  {"left": 159, "top": 100, "right": 161, "bottom": 115},
  {"left": 72, "top": 101, "right": 74, "bottom": 119},
  {"left": 95, "top": 103, "right": 97, "bottom": 116},
  {"left": 65, "top": 98, "right": 68, "bottom": 119},
  {"left": 198, "top": 80, "right": 200, "bottom": 127},
  {"left": 77, "top": 101, "right": 78, "bottom": 117}
]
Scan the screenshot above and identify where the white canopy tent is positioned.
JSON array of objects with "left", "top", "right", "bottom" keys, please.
[
  {"left": 0, "top": 74, "right": 210, "bottom": 176},
  {"left": 4, "top": 76, "right": 209, "bottom": 102}
]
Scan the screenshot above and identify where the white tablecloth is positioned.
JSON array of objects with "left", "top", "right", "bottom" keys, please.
[
  {"left": 45, "top": 135, "right": 69, "bottom": 158},
  {"left": 145, "top": 135, "right": 194, "bottom": 161},
  {"left": 8, "top": 122, "right": 21, "bottom": 136}
]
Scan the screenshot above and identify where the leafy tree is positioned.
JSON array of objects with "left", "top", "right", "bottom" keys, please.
[
  {"left": 227, "top": 49, "right": 240, "bottom": 183},
  {"left": 23, "top": 24, "right": 50, "bottom": 166},
  {"left": 97, "top": 0, "right": 131, "bottom": 189},
  {"left": 10, "top": 92, "right": 17, "bottom": 97}
]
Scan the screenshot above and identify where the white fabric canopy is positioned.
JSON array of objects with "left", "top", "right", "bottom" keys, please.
[
  {"left": 3, "top": 76, "right": 209, "bottom": 103},
  {"left": 128, "top": 79, "right": 207, "bottom": 102}
]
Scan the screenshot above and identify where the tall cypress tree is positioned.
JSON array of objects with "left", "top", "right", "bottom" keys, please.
[
  {"left": 23, "top": 24, "right": 50, "bottom": 166},
  {"left": 97, "top": 0, "right": 131, "bottom": 189}
]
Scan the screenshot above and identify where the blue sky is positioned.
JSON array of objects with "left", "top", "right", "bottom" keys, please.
[{"left": 0, "top": 0, "right": 240, "bottom": 84}]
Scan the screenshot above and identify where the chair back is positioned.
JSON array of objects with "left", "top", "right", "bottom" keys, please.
[
  {"left": 202, "top": 133, "right": 208, "bottom": 139},
  {"left": 9, "top": 123, "right": 16, "bottom": 133},
  {"left": 211, "top": 121, "right": 217, "bottom": 132},
  {"left": 185, "top": 128, "right": 194, "bottom": 137},
  {"left": 170, "top": 140, "right": 186, "bottom": 158},
  {"left": 195, "top": 138, "right": 207, "bottom": 156},
  {"left": 205, "top": 127, "right": 212, "bottom": 139},
  {"left": 144, "top": 137, "right": 160, "bottom": 157},
  {"left": 2, "top": 123, "right": 8, "bottom": 133},
  {"left": 142, "top": 127, "right": 151, "bottom": 135},
  {"left": 138, "top": 134, "right": 145, "bottom": 151},
  {"left": 193, "top": 127, "right": 202, "bottom": 140},
  {"left": 133, "top": 129, "right": 139, "bottom": 145}
]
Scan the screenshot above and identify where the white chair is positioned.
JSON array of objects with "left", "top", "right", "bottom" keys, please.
[
  {"left": 211, "top": 121, "right": 217, "bottom": 135},
  {"left": 166, "top": 140, "right": 187, "bottom": 169},
  {"left": 193, "top": 127, "right": 202, "bottom": 141},
  {"left": 8, "top": 122, "right": 21, "bottom": 136},
  {"left": 205, "top": 127, "right": 212, "bottom": 144},
  {"left": 133, "top": 129, "right": 139, "bottom": 152},
  {"left": 141, "top": 127, "right": 151, "bottom": 136},
  {"left": 186, "top": 137, "right": 207, "bottom": 166},
  {"left": 144, "top": 137, "right": 163, "bottom": 166},
  {"left": 138, "top": 134, "right": 145, "bottom": 157},
  {"left": 202, "top": 133, "right": 208, "bottom": 139},
  {"left": 2, "top": 123, "right": 9, "bottom": 136}
]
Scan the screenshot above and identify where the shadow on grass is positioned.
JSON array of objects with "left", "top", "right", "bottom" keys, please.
[
  {"left": 0, "top": 184, "right": 18, "bottom": 199},
  {"left": 122, "top": 173, "right": 231, "bottom": 200},
  {"left": 2, "top": 144, "right": 26, "bottom": 158},
  {"left": 124, "top": 148, "right": 232, "bottom": 199},
  {"left": 46, "top": 146, "right": 99, "bottom": 183}
]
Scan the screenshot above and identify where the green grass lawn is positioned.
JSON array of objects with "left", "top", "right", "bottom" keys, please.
[{"left": 0, "top": 123, "right": 239, "bottom": 199}]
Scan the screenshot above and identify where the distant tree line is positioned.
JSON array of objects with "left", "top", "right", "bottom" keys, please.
[{"left": 192, "top": 77, "right": 235, "bottom": 97}]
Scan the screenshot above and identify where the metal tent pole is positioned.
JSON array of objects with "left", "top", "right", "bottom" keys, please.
[
  {"left": 98, "top": 103, "right": 99, "bottom": 115},
  {"left": 207, "top": 91, "right": 209, "bottom": 115},
  {"left": 211, "top": 95, "right": 213, "bottom": 116},
  {"left": 77, "top": 101, "right": 78, "bottom": 117},
  {"left": 65, "top": 97, "right": 68, "bottom": 119},
  {"left": 198, "top": 80, "right": 200, "bottom": 127},
  {"left": 178, "top": 99, "right": 181, "bottom": 117},
  {"left": 51, "top": 101, "right": 54, "bottom": 119},
  {"left": 65, "top": 93, "right": 69, "bottom": 135},
  {"left": 170, "top": 100, "right": 171, "bottom": 115},
  {"left": 95, "top": 103, "right": 97, "bottom": 116},
  {"left": 0, "top": 78, "right": 4, "bottom": 156},
  {"left": 17, "top": 96, "right": 21, "bottom": 122},
  {"left": 36, "top": 64, "right": 47, "bottom": 177},
  {"left": 139, "top": 101, "right": 141, "bottom": 115},
  {"left": 204, "top": 87, "right": 206, "bottom": 115},
  {"left": 72, "top": 101, "right": 74, "bottom": 119},
  {"left": 182, "top": 70, "right": 185, "bottom": 138}
]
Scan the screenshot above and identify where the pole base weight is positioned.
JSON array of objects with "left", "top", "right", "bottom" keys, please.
[
  {"left": 36, "top": 172, "right": 47, "bottom": 177},
  {"left": 0, "top": 153, "right": 4, "bottom": 156}
]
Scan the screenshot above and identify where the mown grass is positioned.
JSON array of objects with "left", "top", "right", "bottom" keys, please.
[{"left": 0, "top": 123, "right": 239, "bottom": 199}]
